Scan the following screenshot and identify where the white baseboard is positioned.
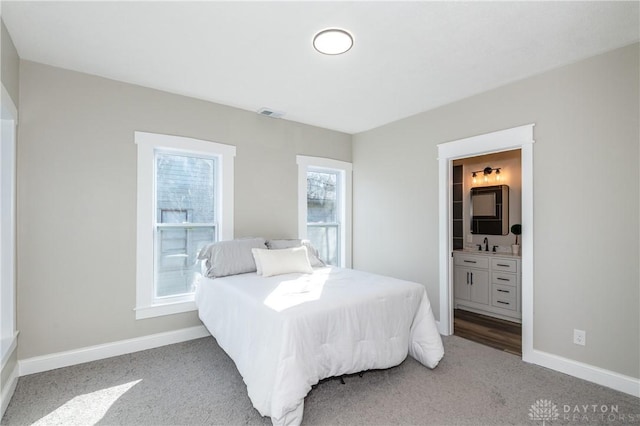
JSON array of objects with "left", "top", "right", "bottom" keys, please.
[
  {"left": 525, "top": 349, "right": 640, "bottom": 398},
  {"left": 1, "top": 361, "right": 19, "bottom": 418},
  {"left": 19, "top": 325, "right": 210, "bottom": 377},
  {"left": 14, "top": 324, "right": 638, "bottom": 399}
]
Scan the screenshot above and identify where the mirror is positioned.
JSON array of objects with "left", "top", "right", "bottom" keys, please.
[{"left": 471, "top": 185, "right": 509, "bottom": 235}]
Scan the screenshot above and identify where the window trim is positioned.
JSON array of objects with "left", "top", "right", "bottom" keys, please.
[
  {"left": 296, "top": 155, "right": 352, "bottom": 268},
  {"left": 1, "top": 84, "right": 18, "bottom": 365},
  {"left": 135, "top": 132, "right": 235, "bottom": 319}
]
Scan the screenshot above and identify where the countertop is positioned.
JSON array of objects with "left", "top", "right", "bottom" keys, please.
[{"left": 453, "top": 248, "right": 521, "bottom": 259}]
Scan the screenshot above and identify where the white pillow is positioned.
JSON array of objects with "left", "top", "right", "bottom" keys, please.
[
  {"left": 251, "top": 248, "right": 264, "bottom": 275},
  {"left": 266, "top": 239, "right": 325, "bottom": 267},
  {"left": 252, "top": 246, "right": 313, "bottom": 277}
]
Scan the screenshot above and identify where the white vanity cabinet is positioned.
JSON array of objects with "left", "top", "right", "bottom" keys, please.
[
  {"left": 453, "top": 251, "right": 521, "bottom": 322},
  {"left": 453, "top": 255, "right": 490, "bottom": 305}
]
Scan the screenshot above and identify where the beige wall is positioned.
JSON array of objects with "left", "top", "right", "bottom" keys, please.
[
  {"left": 16, "top": 61, "right": 351, "bottom": 359},
  {"left": 353, "top": 43, "right": 639, "bottom": 378}
]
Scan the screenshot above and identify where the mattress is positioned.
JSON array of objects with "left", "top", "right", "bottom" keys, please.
[{"left": 195, "top": 266, "right": 444, "bottom": 425}]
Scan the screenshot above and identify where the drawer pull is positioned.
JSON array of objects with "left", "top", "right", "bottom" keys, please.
[
  {"left": 497, "top": 277, "right": 510, "bottom": 281},
  {"left": 497, "top": 289, "right": 510, "bottom": 293},
  {"left": 496, "top": 263, "right": 510, "bottom": 267},
  {"left": 464, "top": 260, "right": 477, "bottom": 264},
  {"left": 497, "top": 301, "right": 510, "bottom": 305}
]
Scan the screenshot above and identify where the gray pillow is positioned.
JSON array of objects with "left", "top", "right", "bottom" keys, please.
[
  {"left": 198, "top": 238, "right": 267, "bottom": 278},
  {"left": 266, "top": 239, "right": 326, "bottom": 267},
  {"left": 266, "top": 239, "right": 301, "bottom": 250}
]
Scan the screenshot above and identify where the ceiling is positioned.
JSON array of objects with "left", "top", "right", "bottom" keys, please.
[{"left": 2, "top": 1, "right": 639, "bottom": 134}]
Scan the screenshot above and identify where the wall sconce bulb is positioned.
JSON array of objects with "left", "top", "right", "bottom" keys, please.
[{"left": 471, "top": 166, "right": 502, "bottom": 185}]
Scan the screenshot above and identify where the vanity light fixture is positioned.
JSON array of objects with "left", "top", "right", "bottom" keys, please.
[
  {"left": 313, "top": 28, "right": 353, "bottom": 55},
  {"left": 472, "top": 166, "right": 501, "bottom": 184}
]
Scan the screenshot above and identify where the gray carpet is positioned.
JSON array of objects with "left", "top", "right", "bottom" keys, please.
[{"left": 2, "top": 335, "right": 638, "bottom": 425}]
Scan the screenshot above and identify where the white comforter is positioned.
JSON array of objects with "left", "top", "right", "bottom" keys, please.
[{"left": 195, "top": 266, "right": 444, "bottom": 426}]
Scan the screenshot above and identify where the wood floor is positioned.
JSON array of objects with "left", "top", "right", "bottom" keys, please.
[{"left": 453, "top": 309, "right": 522, "bottom": 356}]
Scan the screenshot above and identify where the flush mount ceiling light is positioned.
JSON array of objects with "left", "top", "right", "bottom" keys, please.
[{"left": 313, "top": 28, "right": 353, "bottom": 55}]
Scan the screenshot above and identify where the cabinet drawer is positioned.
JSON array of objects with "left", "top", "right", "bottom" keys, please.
[
  {"left": 492, "top": 272, "right": 517, "bottom": 287},
  {"left": 491, "top": 258, "right": 518, "bottom": 273},
  {"left": 492, "top": 285, "right": 517, "bottom": 311},
  {"left": 455, "top": 255, "right": 489, "bottom": 269}
]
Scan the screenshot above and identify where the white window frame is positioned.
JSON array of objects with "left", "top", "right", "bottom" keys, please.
[
  {"left": 135, "top": 132, "right": 235, "bottom": 319},
  {"left": 297, "top": 155, "right": 352, "bottom": 268},
  {"left": 1, "top": 84, "right": 18, "bottom": 366}
]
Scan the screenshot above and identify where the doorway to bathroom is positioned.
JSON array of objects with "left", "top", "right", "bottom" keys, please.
[
  {"left": 451, "top": 149, "right": 523, "bottom": 355},
  {"left": 437, "top": 123, "right": 534, "bottom": 362}
]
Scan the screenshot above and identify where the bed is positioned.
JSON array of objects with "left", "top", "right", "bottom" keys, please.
[
  {"left": 195, "top": 242, "right": 444, "bottom": 426},
  {"left": 196, "top": 240, "right": 444, "bottom": 425}
]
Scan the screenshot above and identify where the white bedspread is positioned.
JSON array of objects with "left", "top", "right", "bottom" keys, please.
[{"left": 195, "top": 266, "right": 444, "bottom": 426}]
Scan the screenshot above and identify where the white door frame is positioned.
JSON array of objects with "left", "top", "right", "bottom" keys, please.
[{"left": 437, "top": 124, "right": 535, "bottom": 362}]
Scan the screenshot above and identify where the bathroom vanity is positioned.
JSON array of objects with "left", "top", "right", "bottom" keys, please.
[{"left": 453, "top": 250, "right": 521, "bottom": 323}]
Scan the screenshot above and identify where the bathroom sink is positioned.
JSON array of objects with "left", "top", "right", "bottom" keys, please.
[{"left": 461, "top": 248, "right": 490, "bottom": 253}]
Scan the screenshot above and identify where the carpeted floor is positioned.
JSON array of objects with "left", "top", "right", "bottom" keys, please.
[{"left": 3, "top": 335, "right": 639, "bottom": 425}]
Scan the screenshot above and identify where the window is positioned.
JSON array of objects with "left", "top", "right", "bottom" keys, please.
[
  {"left": 135, "top": 132, "right": 235, "bottom": 319},
  {"left": 297, "top": 156, "right": 352, "bottom": 268},
  {"left": 307, "top": 169, "right": 340, "bottom": 265}
]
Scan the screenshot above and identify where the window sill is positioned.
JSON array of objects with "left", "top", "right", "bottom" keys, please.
[{"left": 135, "top": 300, "right": 197, "bottom": 320}]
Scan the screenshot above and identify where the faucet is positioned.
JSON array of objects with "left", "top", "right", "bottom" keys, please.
[{"left": 483, "top": 237, "right": 489, "bottom": 251}]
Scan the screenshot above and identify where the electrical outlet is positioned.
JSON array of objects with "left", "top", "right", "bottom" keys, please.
[
  {"left": 573, "top": 329, "right": 586, "bottom": 346},
  {"left": 467, "top": 234, "right": 473, "bottom": 243}
]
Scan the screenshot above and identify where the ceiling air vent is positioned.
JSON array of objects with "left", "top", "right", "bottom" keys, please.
[{"left": 257, "top": 107, "right": 285, "bottom": 119}]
